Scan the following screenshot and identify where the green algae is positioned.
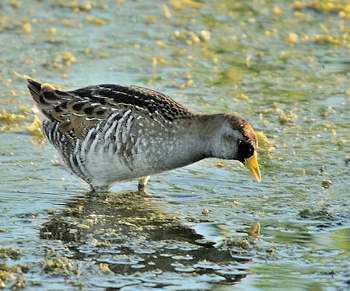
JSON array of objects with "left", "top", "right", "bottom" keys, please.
[
  {"left": 0, "top": 263, "right": 29, "bottom": 290},
  {"left": 43, "top": 252, "right": 80, "bottom": 276},
  {"left": 0, "top": 248, "right": 21, "bottom": 260}
]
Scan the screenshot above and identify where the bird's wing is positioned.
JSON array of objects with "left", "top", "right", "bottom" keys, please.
[{"left": 27, "top": 79, "right": 193, "bottom": 138}]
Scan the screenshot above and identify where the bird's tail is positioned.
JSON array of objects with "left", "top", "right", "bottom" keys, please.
[
  {"left": 26, "top": 78, "right": 56, "bottom": 105},
  {"left": 26, "top": 78, "right": 68, "bottom": 121}
]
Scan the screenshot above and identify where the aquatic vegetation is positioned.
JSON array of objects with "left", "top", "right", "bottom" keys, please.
[
  {"left": 0, "top": 263, "right": 28, "bottom": 290},
  {"left": 0, "top": 0, "right": 349, "bottom": 289},
  {"left": 0, "top": 110, "right": 25, "bottom": 124},
  {"left": 0, "top": 108, "right": 45, "bottom": 142},
  {"left": 43, "top": 252, "right": 80, "bottom": 276},
  {"left": 247, "top": 222, "right": 261, "bottom": 237},
  {"left": 293, "top": 1, "right": 350, "bottom": 15},
  {"left": 26, "top": 115, "right": 44, "bottom": 140},
  {"left": 321, "top": 179, "right": 332, "bottom": 189},
  {"left": 224, "top": 237, "right": 252, "bottom": 250},
  {"left": 9, "top": 0, "right": 21, "bottom": 9},
  {"left": 0, "top": 248, "right": 21, "bottom": 260},
  {"left": 298, "top": 208, "right": 335, "bottom": 220},
  {"left": 278, "top": 110, "right": 298, "bottom": 125},
  {"left": 202, "top": 207, "right": 209, "bottom": 216},
  {"left": 0, "top": 109, "right": 26, "bottom": 133},
  {"left": 21, "top": 21, "right": 32, "bottom": 34},
  {"left": 170, "top": 0, "right": 204, "bottom": 10},
  {"left": 163, "top": 4, "right": 172, "bottom": 20},
  {"left": 54, "top": 0, "right": 93, "bottom": 12},
  {"left": 287, "top": 32, "right": 299, "bottom": 45},
  {"left": 256, "top": 131, "right": 274, "bottom": 160},
  {"left": 98, "top": 263, "right": 111, "bottom": 273},
  {"left": 85, "top": 15, "right": 109, "bottom": 26},
  {"left": 59, "top": 51, "right": 76, "bottom": 66}
]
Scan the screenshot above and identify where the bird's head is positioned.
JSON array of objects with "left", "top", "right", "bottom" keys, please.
[{"left": 209, "top": 113, "right": 261, "bottom": 182}]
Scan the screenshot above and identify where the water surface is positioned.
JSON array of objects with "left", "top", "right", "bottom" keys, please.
[{"left": 0, "top": 0, "right": 349, "bottom": 290}]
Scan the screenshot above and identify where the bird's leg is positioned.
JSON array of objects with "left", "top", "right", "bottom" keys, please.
[
  {"left": 89, "top": 184, "right": 110, "bottom": 193},
  {"left": 138, "top": 176, "right": 150, "bottom": 192}
]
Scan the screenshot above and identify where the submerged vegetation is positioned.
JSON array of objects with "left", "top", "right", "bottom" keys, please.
[{"left": 0, "top": 108, "right": 44, "bottom": 141}]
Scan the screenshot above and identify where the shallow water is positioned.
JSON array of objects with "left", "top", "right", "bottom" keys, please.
[{"left": 0, "top": 0, "right": 350, "bottom": 290}]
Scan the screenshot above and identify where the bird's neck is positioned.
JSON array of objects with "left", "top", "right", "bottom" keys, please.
[
  {"left": 141, "top": 113, "right": 225, "bottom": 174},
  {"left": 172, "top": 113, "right": 225, "bottom": 159}
]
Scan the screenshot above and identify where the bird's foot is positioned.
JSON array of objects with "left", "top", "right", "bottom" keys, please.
[
  {"left": 138, "top": 176, "right": 150, "bottom": 193},
  {"left": 89, "top": 184, "right": 110, "bottom": 194}
]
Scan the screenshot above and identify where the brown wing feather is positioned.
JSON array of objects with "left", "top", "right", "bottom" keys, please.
[
  {"left": 27, "top": 79, "right": 107, "bottom": 138},
  {"left": 68, "top": 83, "right": 193, "bottom": 122},
  {"left": 27, "top": 78, "right": 193, "bottom": 138}
]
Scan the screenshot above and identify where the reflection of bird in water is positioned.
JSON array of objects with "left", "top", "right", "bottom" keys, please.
[
  {"left": 27, "top": 79, "right": 261, "bottom": 192},
  {"left": 40, "top": 191, "right": 250, "bottom": 288}
]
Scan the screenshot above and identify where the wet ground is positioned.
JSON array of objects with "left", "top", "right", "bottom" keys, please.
[{"left": 0, "top": 0, "right": 350, "bottom": 290}]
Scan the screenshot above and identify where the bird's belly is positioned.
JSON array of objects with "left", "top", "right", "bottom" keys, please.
[
  {"left": 69, "top": 122, "right": 204, "bottom": 187},
  {"left": 83, "top": 148, "right": 154, "bottom": 186}
]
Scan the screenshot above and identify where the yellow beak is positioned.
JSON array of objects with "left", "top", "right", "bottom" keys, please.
[{"left": 245, "top": 152, "right": 262, "bottom": 182}]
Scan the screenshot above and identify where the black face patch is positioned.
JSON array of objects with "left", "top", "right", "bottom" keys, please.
[{"left": 237, "top": 139, "right": 254, "bottom": 163}]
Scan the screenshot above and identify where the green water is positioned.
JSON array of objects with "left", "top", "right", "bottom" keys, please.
[{"left": 0, "top": 0, "right": 349, "bottom": 289}]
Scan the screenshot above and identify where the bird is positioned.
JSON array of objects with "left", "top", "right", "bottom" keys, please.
[{"left": 26, "top": 78, "right": 261, "bottom": 192}]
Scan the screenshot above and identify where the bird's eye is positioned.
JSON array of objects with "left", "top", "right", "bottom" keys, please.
[{"left": 237, "top": 139, "right": 254, "bottom": 159}]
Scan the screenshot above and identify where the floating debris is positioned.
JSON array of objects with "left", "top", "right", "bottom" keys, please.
[
  {"left": 173, "top": 30, "right": 206, "bottom": 45},
  {"left": 247, "top": 222, "right": 261, "bottom": 237},
  {"left": 272, "top": 6, "right": 283, "bottom": 16},
  {"left": 62, "top": 51, "right": 76, "bottom": 65},
  {"left": 202, "top": 208, "right": 209, "bottom": 216},
  {"left": 0, "top": 108, "right": 45, "bottom": 140},
  {"left": 0, "top": 109, "right": 24, "bottom": 131},
  {"left": 293, "top": 1, "right": 350, "bottom": 14},
  {"left": 312, "top": 34, "right": 342, "bottom": 45},
  {"left": 55, "top": 1, "right": 92, "bottom": 12},
  {"left": 0, "top": 248, "right": 21, "bottom": 260},
  {"left": 155, "top": 40, "right": 167, "bottom": 48},
  {"left": 152, "top": 56, "right": 167, "bottom": 67},
  {"left": 46, "top": 27, "right": 58, "bottom": 35},
  {"left": 85, "top": 15, "right": 109, "bottom": 26},
  {"left": 299, "top": 208, "right": 334, "bottom": 220},
  {"left": 21, "top": 21, "right": 32, "bottom": 34},
  {"left": 216, "top": 162, "right": 225, "bottom": 168},
  {"left": 225, "top": 238, "right": 251, "bottom": 250},
  {"left": 43, "top": 254, "right": 80, "bottom": 276},
  {"left": 200, "top": 30, "right": 211, "bottom": 42},
  {"left": 9, "top": 0, "right": 20, "bottom": 9},
  {"left": 321, "top": 180, "right": 332, "bottom": 189},
  {"left": 163, "top": 4, "right": 172, "bottom": 19},
  {"left": 0, "top": 263, "right": 28, "bottom": 289},
  {"left": 256, "top": 131, "right": 274, "bottom": 159},
  {"left": 0, "top": 109, "right": 25, "bottom": 124},
  {"left": 98, "top": 263, "right": 111, "bottom": 273},
  {"left": 278, "top": 110, "right": 298, "bottom": 125},
  {"left": 287, "top": 32, "right": 299, "bottom": 45},
  {"left": 144, "top": 15, "right": 158, "bottom": 24},
  {"left": 26, "top": 115, "right": 44, "bottom": 140},
  {"left": 238, "top": 93, "right": 250, "bottom": 101},
  {"left": 170, "top": 0, "right": 204, "bottom": 10}
]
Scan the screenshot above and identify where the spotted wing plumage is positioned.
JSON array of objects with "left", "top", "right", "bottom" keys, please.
[
  {"left": 27, "top": 79, "right": 193, "bottom": 139},
  {"left": 70, "top": 84, "right": 193, "bottom": 121}
]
